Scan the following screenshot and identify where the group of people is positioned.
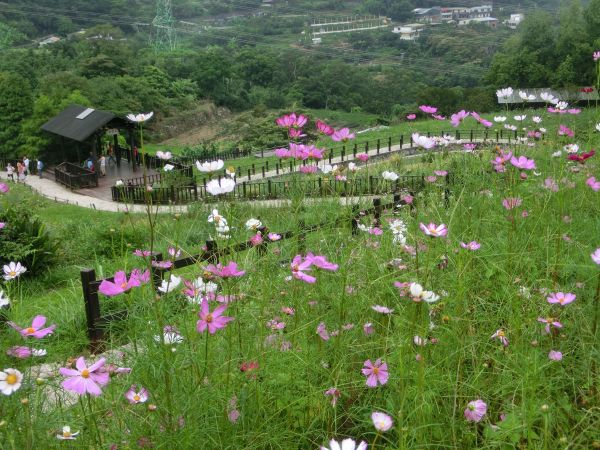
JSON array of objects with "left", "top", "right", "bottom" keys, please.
[
  {"left": 5, "top": 157, "right": 44, "bottom": 182},
  {"left": 83, "top": 145, "right": 118, "bottom": 177}
]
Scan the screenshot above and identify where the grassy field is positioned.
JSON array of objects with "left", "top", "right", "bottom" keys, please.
[{"left": 1, "top": 112, "right": 600, "bottom": 448}]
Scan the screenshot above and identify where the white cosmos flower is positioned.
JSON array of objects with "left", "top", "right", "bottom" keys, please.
[
  {"left": 126, "top": 112, "right": 154, "bottom": 123},
  {"left": 540, "top": 92, "right": 557, "bottom": 103},
  {"left": 208, "top": 209, "right": 227, "bottom": 225},
  {"left": 158, "top": 275, "right": 181, "bottom": 294},
  {"left": 412, "top": 133, "right": 436, "bottom": 149},
  {"left": 518, "top": 90, "right": 528, "bottom": 100},
  {"left": 154, "top": 332, "right": 183, "bottom": 344},
  {"left": 32, "top": 349, "right": 47, "bottom": 357},
  {"left": 563, "top": 144, "right": 579, "bottom": 154},
  {"left": 245, "top": 218, "right": 262, "bottom": 230},
  {"left": 0, "top": 290, "right": 9, "bottom": 308},
  {"left": 56, "top": 426, "right": 79, "bottom": 440},
  {"left": 347, "top": 162, "right": 359, "bottom": 172},
  {"left": 0, "top": 368, "right": 23, "bottom": 395},
  {"left": 321, "top": 438, "right": 367, "bottom": 450},
  {"left": 504, "top": 124, "right": 517, "bottom": 131},
  {"left": 3, "top": 262, "right": 26, "bottom": 281},
  {"left": 206, "top": 178, "right": 236, "bottom": 196},
  {"left": 225, "top": 166, "right": 236, "bottom": 177},
  {"left": 556, "top": 101, "right": 569, "bottom": 110},
  {"left": 532, "top": 116, "right": 542, "bottom": 123},
  {"left": 163, "top": 164, "right": 175, "bottom": 172},
  {"left": 494, "top": 116, "right": 506, "bottom": 122},
  {"left": 382, "top": 171, "right": 399, "bottom": 181},
  {"left": 540, "top": 127, "right": 547, "bottom": 133},
  {"left": 552, "top": 151, "right": 563, "bottom": 158},
  {"left": 115, "top": 179, "right": 124, "bottom": 186},
  {"left": 410, "top": 283, "right": 423, "bottom": 297},
  {"left": 320, "top": 164, "right": 336, "bottom": 174},
  {"left": 196, "top": 159, "right": 224, "bottom": 172},
  {"left": 496, "top": 87, "right": 513, "bottom": 98},
  {"left": 514, "top": 115, "right": 526, "bottom": 122},
  {"left": 156, "top": 151, "right": 172, "bottom": 160},
  {"left": 595, "top": 123, "right": 600, "bottom": 132},
  {"left": 422, "top": 291, "right": 440, "bottom": 303}
]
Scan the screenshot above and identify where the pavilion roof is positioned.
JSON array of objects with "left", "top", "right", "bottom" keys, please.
[{"left": 41, "top": 104, "right": 123, "bottom": 142}]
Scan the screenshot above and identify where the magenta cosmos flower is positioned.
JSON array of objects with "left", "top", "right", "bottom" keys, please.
[
  {"left": 586, "top": 177, "right": 600, "bottom": 191},
  {"left": 464, "top": 399, "right": 487, "bottom": 422},
  {"left": 502, "top": 197, "right": 522, "bottom": 210},
  {"left": 592, "top": 248, "right": 600, "bottom": 264},
  {"left": 204, "top": 261, "right": 245, "bottom": 278},
  {"left": 594, "top": 51, "right": 600, "bottom": 61},
  {"left": 331, "top": 128, "right": 355, "bottom": 142},
  {"left": 196, "top": 301, "right": 234, "bottom": 334},
  {"left": 306, "top": 253, "right": 339, "bottom": 271},
  {"left": 362, "top": 359, "right": 389, "bottom": 387},
  {"left": 8, "top": 315, "right": 56, "bottom": 339},
  {"left": 547, "top": 292, "right": 575, "bottom": 306},
  {"left": 0, "top": 183, "right": 9, "bottom": 193},
  {"left": 406, "top": 113, "right": 416, "bottom": 120},
  {"left": 59, "top": 357, "right": 109, "bottom": 396},
  {"left": 316, "top": 119, "right": 334, "bottom": 136},
  {"left": 98, "top": 271, "right": 142, "bottom": 296},
  {"left": 419, "top": 105, "right": 437, "bottom": 114},
  {"left": 356, "top": 153, "right": 369, "bottom": 162},
  {"left": 419, "top": 222, "right": 448, "bottom": 237},
  {"left": 537, "top": 317, "right": 563, "bottom": 334},
  {"left": 291, "top": 255, "right": 316, "bottom": 283},
  {"left": 125, "top": 385, "right": 149, "bottom": 404},
  {"left": 460, "top": 241, "right": 481, "bottom": 251},
  {"left": 510, "top": 155, "right": 536, "bottom": 170}
]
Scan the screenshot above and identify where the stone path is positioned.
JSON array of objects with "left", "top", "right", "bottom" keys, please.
[{"left": 1, "top": 137, "right": 514, "bottom": 213}]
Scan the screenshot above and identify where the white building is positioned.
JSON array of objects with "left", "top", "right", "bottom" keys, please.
[
  {"left": 392, "top": 23, "right": 424, "bottom": 41},
  {"left": 506, "top": 13, "right": 524, "bottom": 29},
  {"left": 38, "top": 35, "right": 61, "bottom": 47}
]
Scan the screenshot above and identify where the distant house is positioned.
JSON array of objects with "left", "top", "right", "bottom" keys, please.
[
  {"left": 38, "top": 35, "right": 61, "bottom": 47},
  {"left": 506, "top": 13, "right": 524, "bottom": 29},
  {"left": 412, "top": 7, "right": 441, "bottom": 24},
  {"left": 311, "top": 37, "right": 322, "bottom": 45},
  {"left": 392, "top": 23, "right": 424, "bottom": 41},
  {"left": 261, "top": 0, "right": 274, "bottom": 6},
  {"left": 458, "top": 17, "right": 498, "bottom": 28}
]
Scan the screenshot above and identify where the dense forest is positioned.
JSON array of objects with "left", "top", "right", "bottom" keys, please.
[{"left": 0, "top": 0, "right": 598, "bottom": 160}]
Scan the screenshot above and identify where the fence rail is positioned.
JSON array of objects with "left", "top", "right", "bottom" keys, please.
[
  {"left": 54, "top": 162, "right": 98, "bottom": 190},
  {"left": 80, "top": 194, "right": 412, "bottom": 350}
]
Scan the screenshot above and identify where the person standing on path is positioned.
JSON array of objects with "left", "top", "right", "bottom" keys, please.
[
  {"left": 23, "top": 156, "right": 30, "bottom": 176},
  {"left": 6, "top": 163, "right": 15, "bottom": 182},
  {"left": 37, "top": 159, "right": 44, "bottom": 178},
  {"left": 16, "top": 162, "right": 25, "bottom": 182},
  {"left": 99, "top": 155, "right": 106, "bottom": 176}
]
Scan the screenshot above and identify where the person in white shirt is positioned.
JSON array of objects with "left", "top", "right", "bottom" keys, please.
[
  {"left": 23, "top": 156, "right": 30, "bottom": 176},
  {"left": 6, "top": 163, "right": 14, "bottom": 181}
]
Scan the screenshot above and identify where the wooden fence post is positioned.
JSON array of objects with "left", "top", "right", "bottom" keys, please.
[
  {"left": 377, "top": 139, "right": 380, "bottom": 154},
  {"left": 151, "top": 252, "right": 164, "bottom": 290},
  {"left": 388, "top": 136, "right": 392, "bottom": 151},
  {"left": 297, "top": 220, "right": 306, "bottom": 254},
  {"left": 373, "top": 198, "right": 382, "bottom": 227},
  {"left": 400, "top": 135, "right": 404, "bottom": 148},
  {"left": 351, "top": 205, "right": 360, "bottom": 235},
  {"left": 81, "top": 269, "right": 104, "bottom": 351},
  {"left": 206, "top": 240, "right": 219, "bottom": 264},
  {"left": 257, "top": 226, "right": 268, "bottom": 256}
]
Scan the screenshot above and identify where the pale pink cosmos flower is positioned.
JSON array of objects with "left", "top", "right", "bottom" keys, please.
[
  {"left": 356, "top": 153, "right": 369, "bottom": 162},
  {"left": 544, "top": 178, "right": 559, "bottom": 192},
  {"left": 306, "top": 253, "right": 339, "bottom": 271},
  {"left": 558, "top": 125, "right": 574, "bottom": 137},
  {"left": 133, "top": 249, "right": 151, "bottom": 257},
  {"left": 324, "top": 388, "right": 341, "bottom": 406},
  {"left": 464, "top": 143, "right": 476, "bottom": 152},
  {"left": 317, "top": 322, "right": 330, "bottom": 341},
  {"left": 275, "top": 148, "right": 291, "bottom": 158},
  {"left": 450, "top": 110, "right": 469, "bottom": 127},
  {"left": 363, "top": 323, "right": 374, "bottom": 335},
  {"left": 125, "top": 385, "right": 149, "bottom": 404},
  {"left": 586, "top": 177, "right": 600, "bottom": 191},
  {"left": 316, "top": 119, "right": 334, "bottom": 136},
  {"left": 434, "top": 170, "right": 448, "bottom": 176},
  {"left": 331, "top": 128, "right": 355, "bottom": 142},
  {"left": 510, "top": 155, "right": 536, "bottom": 170},
  {"left": 289, "top": 128, "right": 306, "bottom": 138},
  {"left": 425, "top": 175, "right": 438, "bottom": 183},
  {"left": 406, "top": 113, "right": 416, "bottom": 120},
  {"left": 547, "top": 292, "right": 575, "bottom": 306},
  {"left": 0, "top": 222, "right": 5, "bottom": 229},
  {"left": 8, "top": 315, "right": 56, "bottom": 339},
  {"left": 196, "top": 301, "right": 234, "bottom": 334},
  {"left": 502, "top": 197, "right": 522, "bottom": 210},
  {"left": 491, "top": 329, "right": 509, "bottom": 346},
  {"left": 268, "top": 233, "right": 281, "bottom": 241},
  {"left": 98, "top": 271, "right": 141, "bottom": 297},
  {"left": 204, "top": 261, "right": 245, "bottom": 278},
  {"left": 299, "top": 165, "right": 318, "bottom": 174},
  {"left": 419, "top": 222, "right": 448, "bottom": 237},
  {"left": 290, "top": 255, "right": 316, "bottom": 283},
  {"left": 59, "top": 357, "right": 109, "bottom": 397},
  {"left": 432, "top": 114, "right": 446, "bottom": 121},
  {"left": 591, "top": 248, "right": 600, "bottom": 264},
  {"left": 594, "top": 51, "right": 600, "bottom": 61},
  {"left": 362, "top": 359, "right": 389, "bottom": 387},
  {"left": 464, "top": 399, "right": 487, "bottom": 422},
  {"left": 537, "top": 317, "right": 562, "bottom": 334},
  {"left": 249, "top": 233, "right": 263, "bottom": 246},
  {"left": 548, "top": 350, "right": 563, "bottom": 361},
  {"left": 372, "top": 411, "right": 393, "bottom": 431},
  {"left": 460, "top": 241, "right": 481, "bottom": 251},
  {"left": 6, "top": 346, "right": 46, "bottom": 358},
  {"left": 371, "top": 305, "right": 394, "bottom": 314}
]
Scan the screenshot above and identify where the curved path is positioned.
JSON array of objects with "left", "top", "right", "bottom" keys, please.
[{"left": 1, "top": 137, "right": 515, "bottom": 213}]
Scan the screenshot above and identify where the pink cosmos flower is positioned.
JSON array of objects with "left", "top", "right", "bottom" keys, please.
[
  {"left": 464, "top": 399, "right": 487, "bottom": 422},
  {"left": 363, "top": 323, "right": 374, "bottom": 335},
  {"left": 568, "top": 108, "right": 581, "bottom": 115},
  {"left": 371, "top": 412, "right": 393, "bottom": 431},
  {"left": 450, "top": 110, "right": 469, "bottom": 127},
  {"left": 98, "top": 271, "right": 142, "bottom": 297},
  {"left": 299, "top": 165, "right": 318, "bottom": 174},
  {"left": 275, "top": 148, "right": 291, "bottom": 158},
  {"left": 491, "top": 329, "right": 509, "bottom": 346},
  {"left": 558, "top": 125, "right": 574, "bottom": 137},
  {"left": 317, "top": 322, "right": 330, "bottom": 341},
  {"left": 324, "top": 388, "right": 341, "bottom": 406},
  {"left": 502, "top": 197, "right": 522, "bottom": 210},
  {"left": 133, "top": 249, "right": 151, "bottom": 257},
  {"left": 425, "top": 175, "right": 438, "bottom": 183},
  {"left": 537, "top": 317, "right": 563, "bottom": 334},
  {"left": 8, "top": 315, "right": 56, "bottom": 339},
  {"left": 204, "top": 261, "right": 245, "bottom": 278},
  {"left": 419, "top": 105, "right": 437, "bottom": 114},
  {"left": 547, "top": 292, "right": 575, "bottom": 306},
  {"left": 131, "top": 268, "right": 150, "bottom": 283},
  {"left": 152, "top": 260, "right": 173, "bottom": 269},
  {"left": 586, "top": 177, "right": 600, "bottom": 191},
  {"left": 406, "top": 114, "right": 416, "bottom": 120},
  {"left": 316, "top": 120, "right": 334, "bottom": 136},
  {"left": 268, "top": 233, "right": 281, "bottom": 241},
  {"left": 306, "top": 253, "right": 339, "bottom": 271},
  {"left": 331, "top": 128, "right": 355, "bottom": 142},
  {"left": 289, "top": 128, "right": 306, "bottom": 139},
  {"left": 362, "top": 359, "right": 389, "bottom": 387},
  {"left": 7, "top": 346, "right": 46, "bottom": 358},
  {"left": 368, "top": 227, "right": 383, "bottom": 236},
  {"left": 372, "top": 305, "right": 394, "bottom": 314},
  {"left": 460, "top": 241, "right": 481, "bottom": 251},
  {"left": 125, "top": 385, "right": 149, "bottom": 404},
  {"left": 464, "top": 144, "right": 476, "bottom": 152},
  {"left": 594, "top": 51, "right": 600, "bottom": 61},
  {"left": 291, "top": 255, "right": 316, "bottom": 283},
  {"left": 548, "top": 350, "right": 563, "bottom": 361},
  {"left": 510, "top": 156, "right": 536, "bottom": 170},
  {"left": 356, "top": 153, "right": 369, "bottom": 162},
  {"left": 432, "top": 114, "right": 446, "bottom": 121},
  {"left": 544, "top": 178, "right": 559, "bottom": 192},
  {"left": 249, "top": 233, "right": 263, "bottom": 246},
  {"left": 434, "top": 170, "right": 448, "bottom": 176},
  {"left": 0, "top": 183, "right": 9, "bottom": 193},
  {"left": 592, "top": 248, "right": 600, "bottom": 264},
  {"left": 59, "top": 357, "right": 109, "bottom": 397},
  {"left": 419, "top": 222, "right": 448, "bottom": 237},
  {"left": 0, "top": 222, "right": 5, "bottom": 229},
  {"left": 196, "top": 301, "right": 234, "bottom": 334}
]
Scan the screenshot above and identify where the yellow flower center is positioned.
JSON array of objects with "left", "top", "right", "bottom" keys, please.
[
  {"left": 25, "top": 327, "right": 36, "bottom": 334},
  {"left": 205, "top": 314, "right": 213, "bottom": 323},
  {"left": 63, "top": 431, "right": 72, "bottom": 438},
  {"left": 134, "top": 394, "right": 141, "bottom": 402},
  {"left": 81, "top": 369, "right": 90, "bottom": 379},
  {"left": 121, "top": 282, "right": 128, "bottom": 289},
  {"left": 546, "top": 317, "right": 554, "bottom": 323},
  {"left": 372, "top": 367, "right": 380, "bottom": 375},
  {"left": 9, "top": 271, "right": 16, "bottom": 277},
  {"left": 497, "top": 330, "right": 505, "bottom": 337},
  {"left": 6, "top": 374, "right": 18, "bottom": 385}
]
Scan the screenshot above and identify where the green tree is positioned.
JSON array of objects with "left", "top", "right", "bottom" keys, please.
[{"left": 0, "top": 72, "right": 33, "bottom": 158}]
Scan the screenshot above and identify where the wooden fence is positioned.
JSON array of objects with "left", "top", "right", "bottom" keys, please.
[{"left": 80, "top": 193, "right": 412, "bottom": 350}]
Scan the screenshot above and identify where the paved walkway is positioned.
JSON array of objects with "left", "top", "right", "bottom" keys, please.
[{"left": 1, "top": 137, "right": 515, "bottom": 213}]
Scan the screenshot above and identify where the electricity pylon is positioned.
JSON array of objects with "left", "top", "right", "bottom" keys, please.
[{"left": 152, "top": 0, "right": 177, "bottom": 52}]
